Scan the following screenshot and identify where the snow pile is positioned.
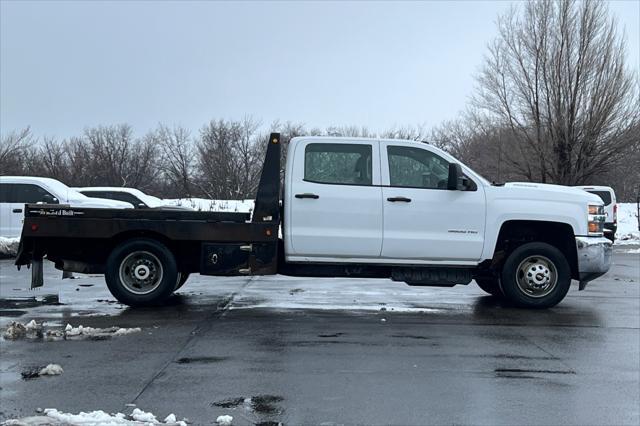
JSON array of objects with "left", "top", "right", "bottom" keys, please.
[
  {"left": 3, "top": 408, "right": 187, "bottom": 425},
  {"left": 63, "top": 323, "right": 142, "bottom": 339},
  {"left": 616, "top": 203, "right": 639, "bottom": 244},
  {"left": 216, "top": 415, "right": 233, "bottom": 426},
  {"left": 2, "top": 321, "right": 141, "bottom": 341},
  {"left": 3, "top": 320, "right": 42, "bottom": 340},
  {"left": 38, "top": 364, "right": 64, "bottom": 376},
  {"left": 0, "top": 236, "right": 20, "bottom": 258},
  {"left": 164, "top": 198, "right": 253, "bottom": 213}
]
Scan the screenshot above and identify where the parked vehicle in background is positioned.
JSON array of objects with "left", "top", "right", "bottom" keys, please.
[
  {"left": 74, "top": 187, "right": 192, "bottom": 211},
  {"left": 575, "top": 186, "right": 617, "bottom": 242},
  {"left": 0, "top": 177, "right": 133, "bottom": 237},
  {"left": 16, "top": 134, "right": 612, "bottom": 309}
]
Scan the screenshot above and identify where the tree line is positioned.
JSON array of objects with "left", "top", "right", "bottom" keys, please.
[{"left": 1, "top": 0, "right": 638, "bottom": 201}]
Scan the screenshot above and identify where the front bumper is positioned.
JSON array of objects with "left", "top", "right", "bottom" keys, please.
[{"left": 575, "top": 236, "right": 612, "bottom": 289}]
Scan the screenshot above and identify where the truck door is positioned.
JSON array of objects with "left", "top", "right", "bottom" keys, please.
[
  {"left": 286, "top": 139, "right": 383, "bottom": 260},
  {"left": 0, "top": 183, "right": 19, "bottom": 237},
  {"left": 380, "top": 142, "right": 486, "bottom": 262}
]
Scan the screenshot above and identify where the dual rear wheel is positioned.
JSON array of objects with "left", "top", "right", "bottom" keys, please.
[
  {"left": 475, "top": 242, "right": 571, "bottom": 309},
  {"left": 105, "top": 238, "right": 189, "bottom": 307}
]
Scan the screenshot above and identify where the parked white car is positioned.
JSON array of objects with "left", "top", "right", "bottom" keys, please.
[
  {"left": 575, "top": 185, "right": 617, "bottom": 242},
  {"left": 0, "top": 176, "right": 133, "bottom": 237},
  {"left": 74, "top": 187, "right": 192, "bottom": 211}
]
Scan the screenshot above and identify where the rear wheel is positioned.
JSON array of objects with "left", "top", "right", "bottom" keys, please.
[
  {"left": 500, "top": 242, "right": 571, "bottom": 309},
  {"left": 474, "top": 277, "right": 503, "bottom": 297},
  {"left": 105, "top": 238, "right": 178, "bottom": 306}
]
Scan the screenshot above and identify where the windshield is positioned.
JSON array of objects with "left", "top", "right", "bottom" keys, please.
[
  {"left": 125, "top": 188, "right": 164, "bottom": 208},
  {"left": 41, "top": 178, "right": 90, "bottom": 202}
]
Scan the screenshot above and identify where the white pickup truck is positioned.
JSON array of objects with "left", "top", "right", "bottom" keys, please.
[{"left": 15, "top": 133, "right": 612, "bottom": 309}]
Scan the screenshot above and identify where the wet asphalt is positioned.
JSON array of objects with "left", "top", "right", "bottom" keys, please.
[{"left": 0, "top": 248, "right": 638, "bottom": 425}]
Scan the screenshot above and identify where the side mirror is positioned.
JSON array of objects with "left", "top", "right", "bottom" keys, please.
[{"left": 447, "top": 163, "right": 468, "bottom": 191}]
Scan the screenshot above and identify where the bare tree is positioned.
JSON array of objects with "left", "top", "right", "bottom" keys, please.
[
  {"left": 149, "top": 124, "right": 195, "bottom": 197},
  {"left": 0, "top": 127, "right": 32, "bottom": 175},
  {"left": 474, "top": 0, "right": 639, "bottom": 185}
]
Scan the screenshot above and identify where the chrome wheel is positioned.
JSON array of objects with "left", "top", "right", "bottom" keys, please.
[
  {"left": 118, "top": 251, "right": 164, "bottom": 295},
  {"left": 515, "top": 255, "right": 558, "bottom": 298}
]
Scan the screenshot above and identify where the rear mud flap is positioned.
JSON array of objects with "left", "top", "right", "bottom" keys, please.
[{"left": 31, "top": 259, "right": 44, "bottom": 289}]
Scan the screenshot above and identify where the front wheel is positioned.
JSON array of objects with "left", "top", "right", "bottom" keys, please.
[
  {"left": 500, "top": 242, "right": 571, "bottom": 309},
  {"left": 105, "top": 238, "right": 178, "bottom": 306}
]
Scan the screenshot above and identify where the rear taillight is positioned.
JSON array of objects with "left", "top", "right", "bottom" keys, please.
[{"left": 613, "top": 203, "right": 618, "bottom": 223}]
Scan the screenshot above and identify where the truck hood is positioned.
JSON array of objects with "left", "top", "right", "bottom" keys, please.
[
  {"left": 500, "top": 182, "right": 603, "bottom": 205},
  {"left": 65, "top": 197, "right": 134, "bottom": 209}
]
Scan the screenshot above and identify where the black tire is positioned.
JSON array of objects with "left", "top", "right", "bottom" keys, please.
[
  {"left": 606, "top": 233, "right": 615, "bottom": 243},
  {"left": 500, "top": 242, "right": 571, "bottom": 309},
  {"left": 105, "top": 238, "right": 178, "bottom": 307},
  {"left": 174, "top": 273, "right": 190, "bottom": 291},
  {"left": 475, "top": 277, "right": 503, "bottom": 297}
]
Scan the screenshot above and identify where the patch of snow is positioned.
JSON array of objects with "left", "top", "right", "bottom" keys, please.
[
  {"left": 616, "top": 203, "right": 639, "bottom": 244},
  {"left": 130, "top": 408, "right": 157, "bottom": 423},
  {"left": 2, "top": 321, "right": 140, "bottom": 341},
  {"left": 4, "top": 408, "right": 188, "bottom": 425},
  {"left": 38, "top": 364, "right": 63, "bottom": 376},
  {"left": 216, "top": 415, "right": 233, "bottom": 426},
  {"left": 3, "top": 321, "right": 27, "bottom": 340},
  {"left": 63, "top": 324, "right": 142, "bottom": 339},
  {"left": 0, "top": 236, "right": 20, "bottom": 258},
  {"left": 621, "top": 247, "right": 640, "bottom": 254},
  {"left": 164, "top": 198, "right": 253, "bottom": 214}
]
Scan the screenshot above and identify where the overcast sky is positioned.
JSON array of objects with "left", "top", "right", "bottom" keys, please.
[{"left": 1, "top": 0, "right": 638, "bottom": 138}]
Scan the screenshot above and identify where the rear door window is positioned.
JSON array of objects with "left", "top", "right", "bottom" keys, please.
[
  {"left": 0, "top": 184, "right": 15, "bottom": 203},
  {"left": 588, "top": 191, "right": 612, "bottom": 205},
  {"left": 304, "top": 143, "right": 373, "bottom": 185}
]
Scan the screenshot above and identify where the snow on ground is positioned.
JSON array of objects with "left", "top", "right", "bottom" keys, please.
[
  {"left": 163, "top": 198, "right": 253, "bottom": 213},
  {"left": 0, "top": 236, "right": 19, "bottom": 258},
  {"left": 215, "top": 415, "right": 233, "bottom": 426},
  {"left": 38, "top": 364, "right": 64, "bottom": 376},
  {"left": 3, "top": 408, "right": 187, "bottom": 426},
  {"left": 2, "top": 321, "right": 141, "bottom": 341},
  {"left": 616, "top": 202, "right": 640, "bottom": 244}
]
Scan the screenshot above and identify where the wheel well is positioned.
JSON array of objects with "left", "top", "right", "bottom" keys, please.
[
  {"left": 493, "top": 220, "right": 579, "bottom": 280},
  {"left": 110, "top": 231, "right": 174, "bottom": 251}
]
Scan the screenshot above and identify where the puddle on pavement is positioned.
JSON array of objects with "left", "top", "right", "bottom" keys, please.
[
  {"left": 317, "top": 332, "right": 344, "bottom": 338},
  {"left": 212, "top": 394, "right": 285, "bottom": 416},
  {"left": 21, "top": 366, "right": 46, "bottom": 380},
  {"left": 213, "top": 397, "right": 246, "bottom": 408},
  {"left": 390, "top": 334, "right": 433, "bottom": 340},
  {"left": 175, "top": 356, "right": 228, "bottom": 364},
  {"left": 0, "top": 309, "right": 26, "bottom": 317},
  {"left": 0, "top": 295, "right": 63, "bottom": 309},
  {"left": 494, "top": 368, "right": 575, "bottom": 377}
]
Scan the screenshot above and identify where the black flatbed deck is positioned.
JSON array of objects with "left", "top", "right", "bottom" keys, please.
[{"left": 15, "top": 133, "right": 283, "bottom": 282}]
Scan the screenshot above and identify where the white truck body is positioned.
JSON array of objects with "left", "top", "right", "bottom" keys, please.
[{"left": 14, "top": 134, "right": 612, "bottom": 309}]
